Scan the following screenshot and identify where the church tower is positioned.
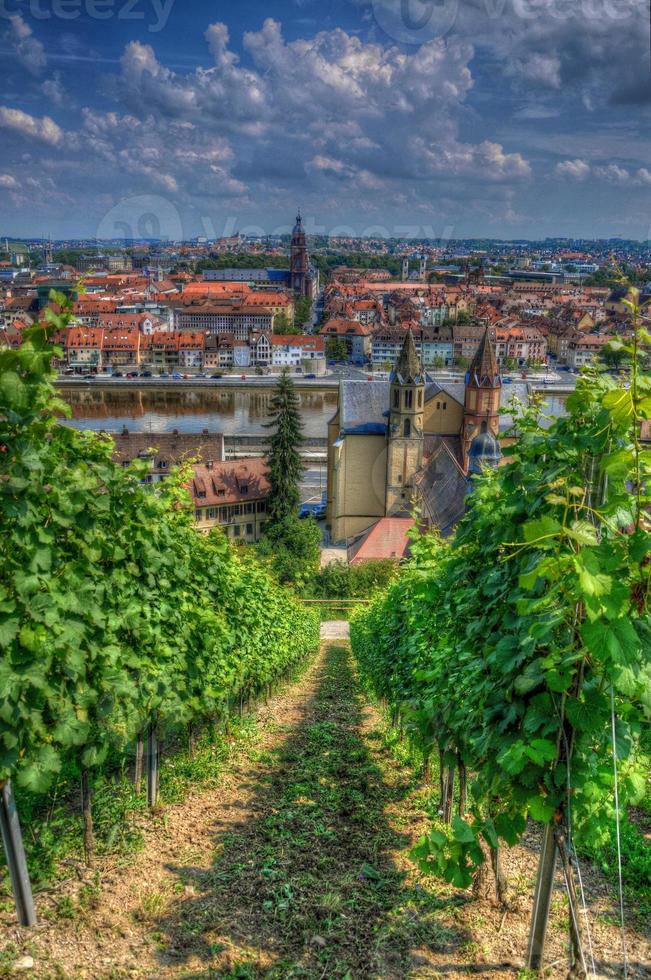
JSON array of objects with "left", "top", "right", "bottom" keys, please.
[
  {"left": 386, "top": 329, "right": 425, "bottom": 516},
  {"left": 462, "top": 325, "right": 501, "bottom": 470},
  {"left": 290, "top": 210, "right": 309, "bottom": 297}
]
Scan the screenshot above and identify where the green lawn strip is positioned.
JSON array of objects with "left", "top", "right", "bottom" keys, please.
[{"left": 152, "top": 643, "right": 465, "bottom": 978}]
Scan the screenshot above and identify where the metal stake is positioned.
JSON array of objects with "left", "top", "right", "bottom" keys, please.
[
  {"left": 526, "top": 821, "right": 557, "bottom": 970},
  {"left": 0, "top": 780, "right": 37, "bottom": 927}
]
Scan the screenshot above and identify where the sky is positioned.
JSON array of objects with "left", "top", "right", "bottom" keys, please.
[{"left": 0, "top": 0, "right": 649, "bottom": 240}]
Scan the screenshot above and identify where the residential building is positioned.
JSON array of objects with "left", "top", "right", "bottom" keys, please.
[
  {"left": 111, "top": 428, "right": 225, "bottom": 483},
  {"left": 567, "top": 332, "right": 609, "bottom": 369},
  {"left": 191, "top": 458, "right": 271, "bottom": 541},
  {"left": 271, "top": 335, "right": 325, "bottom": 368},
  {"left": 66, "top": 327, "right": 104, "bottom": 373}
]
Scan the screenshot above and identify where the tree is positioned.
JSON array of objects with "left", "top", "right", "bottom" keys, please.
[
  {"left": 327, "top": 337, "right": 348, "bottom": 362},
  {"left": 294, "top": 296, "right": 313, "bottom": 329},
  {"left": 264, "top": 370, "right": 305, "bottom": 524},
  {"left": 273, "top": 312, "right": 300, "bottom": 336},
  {"left": 257, "top": 516, "right": 321, "bottom": 587}
]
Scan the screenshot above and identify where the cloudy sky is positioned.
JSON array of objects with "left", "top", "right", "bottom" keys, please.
[{"left": 0, "top": 0, "right": 649, "bottom": 240}]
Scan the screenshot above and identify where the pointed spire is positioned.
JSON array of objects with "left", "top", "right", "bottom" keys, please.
[
  {"left": 392, "top": 328, "right": 424, "bottom": 384},
  {"left": 467, "top": 325, "right": 500, "bottom": 388}
]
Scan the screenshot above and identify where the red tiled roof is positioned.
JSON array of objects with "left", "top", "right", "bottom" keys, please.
[
  {"left": 189, "top": 458, "right": 270, "bottom": 506},
  {"left": 349, "top": 518, "right": 414, "bottom": 564}
]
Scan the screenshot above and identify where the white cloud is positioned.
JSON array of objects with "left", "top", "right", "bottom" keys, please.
[
  {"left": 0, "top": 174, "right": 19, "bottom": 189},
  {"left": 41, "top": 74, "right": 67, "bottom": 108},
  {"left": 0, "top": 107, "right": 63, "bottom": 145},
  {"left": 513, "top": 53, "right": 561, "bottom": 89},
  {"left": 4, "top": 14, "right": 46, "bottom": 75},
  {"left": 593, "top": 164, "right": 630, "bottom": 182},
  {"left": 555, "top": 158, "right": 591, "bottom": 180},
  {"left": 634, "top": 168, "right": 651, "bottom": 186}
]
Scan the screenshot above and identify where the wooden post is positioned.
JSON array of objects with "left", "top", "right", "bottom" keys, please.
[
  {"left": 0, "top": 781, "right": 37, "bottom": 927},
  {"left": 526, "top": 822, "right": 557, "bottom": 970},
  {"left": 443, "top": 766, "right": 455, "bottom": 824},
  {"left": 80, "top": 769, "right": 95, "bottom": 867},
  {"left": 146, "top": 724, "right": 159, "bottom": 809},
  {"left": 457, "top": 754, "right": 467, "bottom": 818},
  {"left": 134, "top": 732, "right": 144, "bottom": 793}
]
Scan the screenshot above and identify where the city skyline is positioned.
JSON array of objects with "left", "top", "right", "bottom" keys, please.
[{"left": 0, "top": 0, "right": 650, "bottom": 239}]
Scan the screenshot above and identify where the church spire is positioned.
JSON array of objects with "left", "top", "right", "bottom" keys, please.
[
  {"left": 467, "top": 325, "right": 500, "bottom": 388},
  {"left": 392, "top": 328, "right": 424, "bottom": 385}
]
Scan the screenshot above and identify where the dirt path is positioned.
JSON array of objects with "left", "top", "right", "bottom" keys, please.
[{"left": 2, "top": 643, "right": 648, "bottom": 978}]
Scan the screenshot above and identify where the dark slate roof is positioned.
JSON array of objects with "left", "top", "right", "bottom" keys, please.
[
  {"left": 425, "top": 380, "right": 465, "bottom": 407},
  {"left": 340, "top": 380, "right": 390, "bottom": 435},
  {"left": 415, "top": 437, "right": 468, "bottom": 536}
]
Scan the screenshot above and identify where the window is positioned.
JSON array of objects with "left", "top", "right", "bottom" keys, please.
[
  {"left": 405, "top": 389, "right": 413, "bottom": 409},
  {"left": 195, "top": 509, "right": 203, "bottom": 521},
  {"left": 257, "top": 501, "right": 266, "bottom": 512},
  {"left": 159, "top": 460, "right": 168, "bottom": 469},
  {"left": 207, "top": 508, "right": 217, "bottom": 519},
  {"left": 393, "top": 389, "right": 399, "bottom": 408},
  {"left": 240, "top": 484, "right": 248, "bottom": 494},
  {"left": 246, "top": 523, "right": 253, "bottom": 535},
  {"left": 404, "top": 418, "right": 411, "bottom": 437},
  {"left": 234, "top": 525, "right": 241, "bottom": 537},
  {"left": 443, "top": 401, "right": 447, "bottom": 410},
  {"left": 418, "top": 390, "right": 423, "bottom": 407}
]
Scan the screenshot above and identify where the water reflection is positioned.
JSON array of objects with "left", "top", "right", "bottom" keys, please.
[{"left": 59, "top": 386, "right": 339, "bottom": 437}]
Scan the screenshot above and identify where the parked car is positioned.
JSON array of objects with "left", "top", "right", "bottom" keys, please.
[
  {"left": 159, "top": 372, "right": 169, "bottom": 378},
  {"left": 211, "top": 373, "right": 223, "bottom": 379},
  {"left": 126, "top": 372, "right": 138, "bottom": 379},
  {"left": 305, "top": 373, "right": 317, "bottom": 379},
  {"left": 112, "top": 371, "right": 123, "bottom": 378},
  {"left": 299, "top": 502, "right": 327, "bottom": 520},
  {"left": 140, "top": 371, "right": 152, "bottom": 377},
  {"left": 241, "top": 374, "right": 247, "bottom": 380},
  {"left": 172, "top": 372, "right": 182, "bottom": 379}
]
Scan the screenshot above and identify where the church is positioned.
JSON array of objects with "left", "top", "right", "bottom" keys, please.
[
  {"left": 325, "top": 326, "right": 503, "bottom": 544},
  {"left": 289, "top": 211, "right": 319, "bottom": 300}
]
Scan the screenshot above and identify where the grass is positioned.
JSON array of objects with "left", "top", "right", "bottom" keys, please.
[{"left": 148, "top": 643, "right": 468, "bottom": 977}]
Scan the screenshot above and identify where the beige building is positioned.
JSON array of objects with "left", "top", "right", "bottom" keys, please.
[
  {"left": 191, "top": 457, "right": 270, "bottom": 542},
  {"left": 326, "top": 329, "right": 503, "bottom": 544}
]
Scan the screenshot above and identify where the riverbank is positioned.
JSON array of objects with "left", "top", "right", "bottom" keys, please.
[{"left": 56, "top": 376, "right": 341, "bottom": 392}]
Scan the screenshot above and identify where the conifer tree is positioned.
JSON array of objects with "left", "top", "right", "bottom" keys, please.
[{"left": 265, "top": 370, "right": 305, "bottom": 524}]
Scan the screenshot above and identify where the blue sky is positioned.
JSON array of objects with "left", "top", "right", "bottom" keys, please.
[{"left": 0, "top": 0, "right": 649, "bottom": 239}]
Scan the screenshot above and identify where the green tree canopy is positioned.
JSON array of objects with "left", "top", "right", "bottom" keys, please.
[{"left": 264, "top": 371, "right": 305, "bottom": 524}]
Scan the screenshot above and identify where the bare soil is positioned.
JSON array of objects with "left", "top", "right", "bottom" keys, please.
[{"left": 1, "top": 642, "right": 648, "bottom": 979}]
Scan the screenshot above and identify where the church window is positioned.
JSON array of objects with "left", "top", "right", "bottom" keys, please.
[
  {"left": 405, "top": 390, "right": 413, "bottom": 409},
  {"left": 418, "top": 390, "right": 423, "bottom": 407},
  {"left": 404, "top": 418, "right": 411, "bottom": 437},
  {"left": 393, "top": 389, "right": 399, "bottom": 408}
]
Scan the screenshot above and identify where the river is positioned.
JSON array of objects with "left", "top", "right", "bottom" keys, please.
[{"left": 58, "top": 385, "right": 339, "bottom": 438}]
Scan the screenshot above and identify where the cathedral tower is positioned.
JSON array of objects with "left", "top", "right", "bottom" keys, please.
[
  {"left": 462, "top": 326, "right": 501, "bottom": 470},
  {"left": 386, "top": 329, "right": 425, "bottom": 516},
  {"left": 290, "top": 210, "right": 310, "bottom": 297}
]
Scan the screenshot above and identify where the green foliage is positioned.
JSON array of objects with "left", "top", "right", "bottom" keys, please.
[
  {"left": 264, "top": 371, "right": 305, "bottom": 524},
  {"left": 294, "top": 296, "right": 313, "bottom": 329},
  {"left": 195, "top": 254, "right": 289, "bottom": 273},
  {"left": 351, "top": 288, "right": 650, "bottom": 885},
  {"left": 258, "top": 517, "right": 321, "bottom": 588},
  {"left": 326, "top": 338, "right": 349, "bottom": 362},
  {"left": 0, "top": 295, "right": 320, "bottom": 798},
  {"left": 306, "top": 560, "right": 397, "bottom": 600}
]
